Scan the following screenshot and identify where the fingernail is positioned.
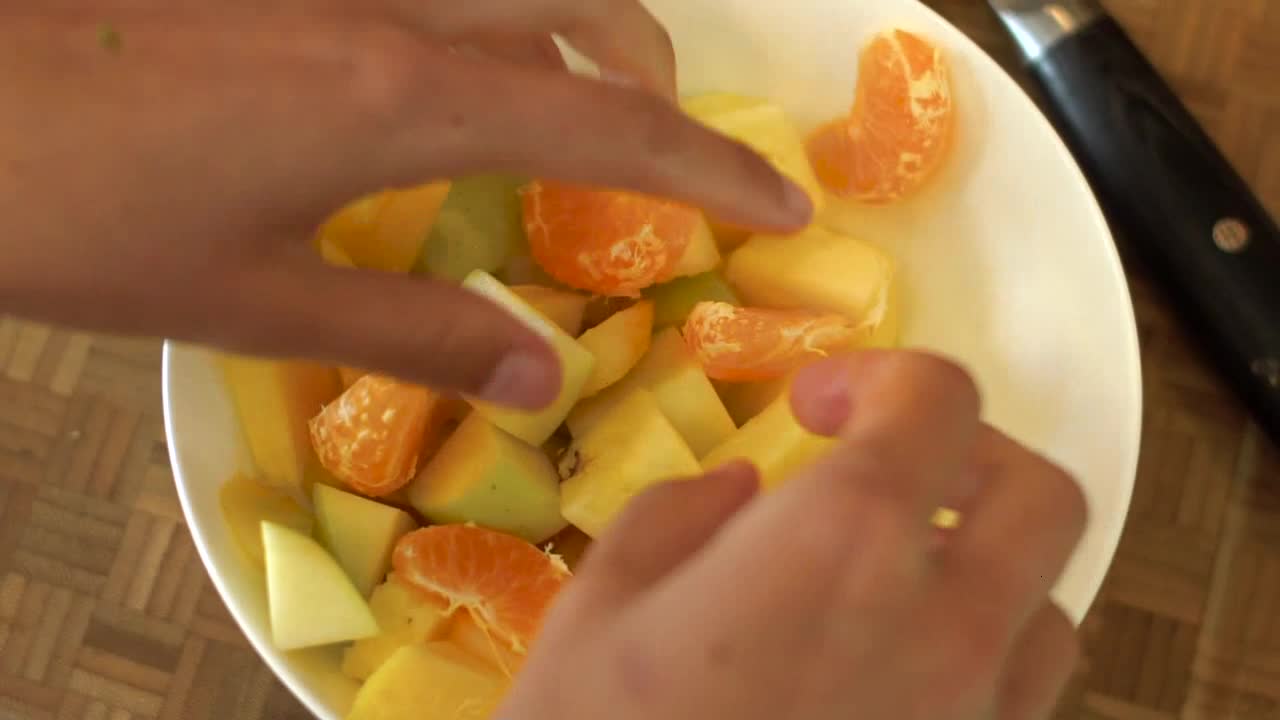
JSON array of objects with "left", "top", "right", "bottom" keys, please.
[
  {"left": 791, "top": 360, "right": 854, "bottom": 435},
  {"left": 777, "top": 177, "right": 814, "bottom": 226},
  {"left": 479, "top": 349, "right": 561, "bottom": 410}
]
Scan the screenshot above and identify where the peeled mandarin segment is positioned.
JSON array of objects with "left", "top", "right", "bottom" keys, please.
[
  {"left": 391, "top": 524, "right": 570, "bottom": 654},
  {"left": 521, "top": 180, "right": 702, "bottom": 297},
  {"left": 308, "top": 375, "right": 436, "bottom": 498},
  {"left": 682, "top": 302, "right": 868, "bottom": 382},
  {"left": 807, "top": 28, "right": 954, "bottom": 203}
]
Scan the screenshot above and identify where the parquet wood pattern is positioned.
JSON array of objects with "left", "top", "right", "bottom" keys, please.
[{"left": 0, "top": 1, "right": 1276, "bottom": 717}]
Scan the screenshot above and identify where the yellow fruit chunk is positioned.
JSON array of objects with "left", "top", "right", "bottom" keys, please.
[
  {"left": 218, "top": 473, "right": 313, "bottom": 568},
  {"left": 341, "top": 576, "right": 450, "bottom": 682},
  {"left": 347, "top": 642, "right": 507, "bottom": 720},
  {"left": 510, "top": 284, "right": 589, "bottom": 336},
  {"left": 218, "top": 353, "right": 342, "bottom": 496},
  {"left": 461, "top": 270, "right": 596, "bottom": 446},
  {"left": 407, "top": 413, "right": 567, "bottom": 544},
  {"left": 716, "top": 374, "right": 792, "bottom": 427},
  {"left": 701, "top": 393, "right": 836, "bottom": 490},
  {"left": 261, "top": 521, "right": 378, "bottom": 651},
  {"left": 560, "top": 389, "right": 702, "bottom": 538},
  {"left": 319, "top": 182, "right": 451, "bottom": 274},
  {"left": 725, "top": 224, "right": 898, "bottom": 345},
  {"left": 670, "top": 217, "right": 721, "bottom": 277},
  {"left": 576, "top": 300, "right": 655, "bottom": 397},
  {"left": 567, "top": 328, "right": 735, "bottom": 457},
  {"left": 313, "top": 484, "right": 418, "bottom": 597},
  {"left": 682, "top": 93, "right": 826, "bottom": 242},
  {"left": 318, "top": 235, "right": 357, "bottom": 268}
]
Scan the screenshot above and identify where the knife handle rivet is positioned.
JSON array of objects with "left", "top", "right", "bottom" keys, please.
[
  {"left": 1252, "top": 358, "right": 1280, "bottom": 389},
  {"left": 1212, "top": 218, "right": 1251, "bottom": 253}
]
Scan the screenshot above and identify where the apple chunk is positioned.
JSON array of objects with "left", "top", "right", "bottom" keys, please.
[
  {"left": 407, "top": 413, "right": 567, "bottom": 544},
  {"left": 568, "top": 328, "right": 735, "bottom": 457},
  {"left": 261, "top": 521, "right": 378, "bottom": 651},
  {"left": 576, "top": 300, "right": 654, "bottom": 397},
  {"left": 460, "top": 270, "right": 596, "bottom": 446},
  {"left": 313, "top": 484, "right": 418, "bottom": 597},
  {"left": 560, "top": 389, "right": 702, "bottom": 538}
]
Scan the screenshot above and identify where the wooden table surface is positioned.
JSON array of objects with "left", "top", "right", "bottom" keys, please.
[{"left": 1, "top": 1, "right": 1277, "bottom": 718}]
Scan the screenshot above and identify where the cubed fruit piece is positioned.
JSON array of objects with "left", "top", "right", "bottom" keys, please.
[
  {"left": 407, "top": 413, "right": 567, "bottom": 544},
  {"left": 646, "top": 272, "right": 740, "bottom": 329},
  {"left": 313, "top": 484, "right": 418, "bottom": 597},
  {"left": 567, "top": 328, "right": 735, "bottom": 457},
  {"left": 461, "top": 271, "right": 596, "bottom": 445},
  {"left": 560, "top": 389, "right": 702, "bottom": 538},
  {"left": 500, "top": 253, "right": 560, "bottom": 287},
  {"left": 320, "top": 183, "right": 452, "bottom": 273},
  {"left": 447, "top": 612, "right": 527, "bottom": 677},
  {"left": 701, "top": 393, "right": 837, "bottom": 490},
  {"left": 576, "top": 300, "right": 654, "bottom": 397},
  {"left": 510, "top": 285, "right": 589, "bottom": 336},
  {"left": 261, "top": 521, "right": 378, "bottom": 651},
  {"left": 218, "top": 354, "right": 343, "bottom": 495},
  {"left": 417, "top": 174, "right": 526, "bottom": 281},
  {"left": 318, "top": 235, "right": 357, "bottom": 268},
  {"left": 346, "top": 642, "right": 507, "bottom": 720},
  {"left": 716, "top": 375, "right": 792, "bottom": 427},
  {"left": 682, "top": 93, "right": 826, "bottom": 242},
  {"left": 725, "top": 224, "right": 898, "bottom": 345},
  {"left": 219, "top": 474, "right": 313, "bottom": 568},
  {"left": 341, "top": 576, "right": 450, "bottom": 682},
  {"left": 670, "top": 216, "right": 721, "bottom": 277}
]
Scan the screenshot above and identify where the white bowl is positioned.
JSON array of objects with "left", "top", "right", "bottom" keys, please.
[{"left": 164, "top": 0, "right": 1143, "bottom": 716}]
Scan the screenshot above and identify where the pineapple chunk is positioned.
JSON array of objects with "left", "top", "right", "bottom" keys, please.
[
  {"left": 346, "top": 642, "right": 507, "bottom": 720},
  {"left": 725, "top": 224, "right": 898, "bottom": 345},
  {"left": 701, "top": 393, "right": 837, "bottom": 490},
  {"left": 560, "top": 389, "right": 703, "bottom": 538},
  {"left": 219, "top": 474, "right": 313, "bottom": 568},
  {"left": 567, "top": 328, "right": 735, "bottom": 457}
]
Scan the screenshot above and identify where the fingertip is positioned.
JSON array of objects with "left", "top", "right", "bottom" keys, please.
[
  {"left": 477, "top": 342, "right": 562, "bottom": 410},
  {"left": 790, "top": 357, "right": 858, "bottom": 436}
]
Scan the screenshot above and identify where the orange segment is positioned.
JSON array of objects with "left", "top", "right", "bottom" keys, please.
[
  {"left": 807, "top": 29, "right": 954, "bottom": 203},
  {"left": 308, "top": 375, "right": 443, "bottom": 497},
  {"left": 522, "top": 181, "right": 705, "bottom": 297},
  {"left": 682, "top": 301, "right": 866, "bottom": 382},
  {"left": 391, "top": 525, "right": 570, "bottom": 655}
]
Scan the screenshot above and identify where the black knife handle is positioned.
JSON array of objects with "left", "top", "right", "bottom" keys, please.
[{"left": 1026, "top": 15, "right": 1280, "bottom": 443}]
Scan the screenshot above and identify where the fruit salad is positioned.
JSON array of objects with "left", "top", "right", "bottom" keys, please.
[{"left": 214, "top": 28, "right": 955, "bottom": 720}]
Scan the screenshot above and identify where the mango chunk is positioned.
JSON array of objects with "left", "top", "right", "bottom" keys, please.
[
  {"left": 313, "top": 484, "right": 418, "bottom": 597},
  {"left": 568, "top": 328, "right": 735, "bottom": 457},
  {"left": 341, "top": 576, "right": 450, "bottom": 682},
  {"left": 511, "top": 285, "right": 589, "bottom": 336},
  {"left": 560, "top": 389, "right": 703, "bottom": 538},
  {"left": 321, "top": 183, "right": 451, "bottom": 274},
  {"left": 725, "top": 224, "right": 898, "bottom": 345},
  {"left": 407, "top": 413, "right": 567, "bottom": 544},
  {"left": 346, "top": 641, "right": 507, "bottom": 720},
  {"left": 218, "top": 353, "right": 342, "bottom": 496},
  {"left": 670, "top": 216, "right": 722, "bottom": 277},
  {"left": 701, "top": 393, "right": 837, "bottom": 490},
  {"left": 219, "top": 473, "right": 313, "bottom": 568},
  {"left": 576, "top": 300, "right": 654, "bottom": 397},
  {"left": 262, "top": 521, "right": 378, "bottom": 651},
  {"left": 460, "top": 270, "right": 597, "bottom": 446}
]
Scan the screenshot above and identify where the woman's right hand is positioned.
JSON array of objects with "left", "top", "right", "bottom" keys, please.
[{"left": 501, "top": 350, "right": 1088, "bottom": 720}]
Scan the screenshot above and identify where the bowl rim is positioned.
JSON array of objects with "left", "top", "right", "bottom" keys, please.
[{"left": 161, "top": 0, "right": 1144, "bottom": 712}]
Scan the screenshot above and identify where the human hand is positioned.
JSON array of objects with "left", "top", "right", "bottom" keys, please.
[
  {"left": 501, "top": 351, "right": 1088, "bottom": 720},
  {"left": 0, "top": 1, "right": 811, "bottom": 409}
]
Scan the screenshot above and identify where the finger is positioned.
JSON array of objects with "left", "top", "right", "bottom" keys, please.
[
  {"left": 573, "top": 461, "right": 759, "bottom": 607},
  {"left": 939, "top": 426, "right": 1088, "bottom": 641},
  {"left": 390, "top": 0, "right": 676, "bottom": 98},
  {"left": 332, "top": 45, "right": 811, "bottom": 232},
  {"left": 214, "top": 257, "right": 561, "bottom": 410},
  {"left": 452, "top": 33, "right": 567, "bottom": 71},
  {"left": 997, "top": 603, "right": 1080, "bottom": 720}
]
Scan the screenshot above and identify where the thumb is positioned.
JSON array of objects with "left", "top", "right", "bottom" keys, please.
[{"left": 215, "top": 258, "right": 562, "bottom": 410}]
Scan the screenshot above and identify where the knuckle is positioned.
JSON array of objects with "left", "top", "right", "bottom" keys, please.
[{"left": 1041, "top": 460, "right": 1089, "bottom": 538}]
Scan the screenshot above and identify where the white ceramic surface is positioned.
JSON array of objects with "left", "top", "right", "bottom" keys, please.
[{"left": 163, "top": 0, "right": 1143, "bottom": 716}]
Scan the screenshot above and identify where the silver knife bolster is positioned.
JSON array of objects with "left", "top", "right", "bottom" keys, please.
[{"left": 991, "top": 0, "right": 1106, "bottom": 62}]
